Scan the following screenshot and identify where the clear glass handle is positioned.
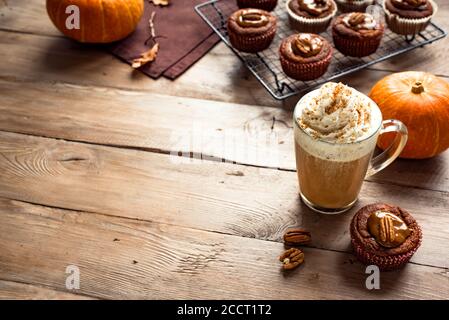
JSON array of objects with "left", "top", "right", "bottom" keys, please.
[{"left": 366, "top": 119, "right": 408, "bottom": 177}]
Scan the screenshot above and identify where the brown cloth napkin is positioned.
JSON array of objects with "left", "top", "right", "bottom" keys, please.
[{"left": 109, "top": 0, "right": 221, "bottom": 80}]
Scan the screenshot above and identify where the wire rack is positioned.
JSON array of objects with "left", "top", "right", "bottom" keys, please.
[{"left": 195, "top": 0, "right": 447, "bottom": 100}]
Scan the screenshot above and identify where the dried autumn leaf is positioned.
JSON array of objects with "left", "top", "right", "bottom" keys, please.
[
  {"left": 149, "top": 0, "right": 169, "bottom": 6},
  {"left": 132, "top": 43, "right": 159, "bottom": 68}
]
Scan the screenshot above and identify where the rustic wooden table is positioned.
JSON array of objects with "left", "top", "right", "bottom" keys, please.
[{"left": 0, "top": 0, "right": 448, "bottom": 300}]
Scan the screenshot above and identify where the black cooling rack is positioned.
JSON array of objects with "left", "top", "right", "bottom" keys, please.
[{"left": 195, "top": 0, "right": 447, "bottom": 100}]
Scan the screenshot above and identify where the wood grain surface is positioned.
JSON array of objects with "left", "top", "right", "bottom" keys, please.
[
  {"left": 1, "top": 0, "right": 448, "bottom": 108},
  {"left": 0, "top": 0, "right": 448, "bottom": 300},
  {"left": 0, "top": 280, "right": 94, "bottom": 300},
  {"left": 0, "top": 198, "right": 448, "bottom": 300},
  {"left": 0, "top": 78, "right": 447, "bottom": 193},
  {"left": 0, "top": 131, "right": 448, "bottom": 269}
]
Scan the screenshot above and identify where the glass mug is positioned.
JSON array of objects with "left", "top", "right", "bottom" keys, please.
[{"left": 293, "top": 89, "right": 408, "bottom": 214}]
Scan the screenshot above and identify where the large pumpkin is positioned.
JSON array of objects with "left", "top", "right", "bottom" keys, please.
[
  {"left": 46, "top": 0, "right": 144, "bottom": 43},
  {"left": 369, "top": 71, "right": 449, "bottom": 159}
]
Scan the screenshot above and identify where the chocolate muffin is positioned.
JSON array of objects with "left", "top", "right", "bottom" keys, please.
[
  {"left": 350, "top": 203, "right": 422, "bottom": 271},
  {"left": 237, "top": 0, "right": 278, "bottom": 12},
  {"left": 335, "top": 0, "right": 375, "bottom": 13},
  {"left": 227, "top": 8, "right": 277, "bottom": 53},
  {"left": 332, "top": 12, "right": 384, "bottom": 57},
  {"left": 279, "top": 33, "right": 333, "bottom": 80},
  {"left": 383, "top": 0, "right": 437, "bottom": 35},
  {"left": 286, "top": 0, "right": 337, "bottom": 33}
]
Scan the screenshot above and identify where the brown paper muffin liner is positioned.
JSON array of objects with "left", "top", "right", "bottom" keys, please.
[
  {"left": 382, "top": 0, "right": 438, "bottom": 35},
  {"left": 332, "top": 30, "right": 383, "bottom": 57},
  {"left": 280, "top": 48, "right": 333, "bottom": 81},
  {"left": 228, "top": 26, "right": 277, "bottom": 53},
  {"left": 237, "top": 0, "right": 278, "bottom": 12},
  {"left": 350, "top": 226, "right": 422, "bottom": 271},
  {"left": 335, "top": 0, "right": 374, "bottom": 13},
  {"left": 286, "top": 0, "right": 337, "bottom": 34}
]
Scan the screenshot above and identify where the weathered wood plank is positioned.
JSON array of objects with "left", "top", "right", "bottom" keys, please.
[
  {"left": 0, "top": 29, "right": 394, "bottom": 110},
  {"left": 0, "top": 131, "right": 447, "bottom": 268},
  {"left": 0, "top": 28, "right": 282, "bottom": 108},
  {"left": 1, "top": 5, "right": 447, "bottom": 192},
  {"left": 1, "top": 78, "right": 447, "bottom": 192},
  {"left": 0, "top": 280, "right": 95, "bottom": 300},
  {"left": 0, "top": 0, "right": 447, "bottom": 300},
  {"left": 1, "top": 0, "right": 448, "bottom": 77},
  {"left": 1, "top": 198, "right": 448, "bottom": 299},
  {"left": 0, "top": 0, "right": 59, "bottom": 36}
]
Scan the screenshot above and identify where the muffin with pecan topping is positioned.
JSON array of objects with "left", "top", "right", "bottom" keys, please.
[
  {"left": 227, "top": 8, "right": 277, "bottom": 53},
  {"left": 335, "top": 0, "right": 375, "bottom": 13},
  {"left": 237, "top": 0, "right": 278, "bottom": 12},
  {"left": 350, "top": 203, "right": 422, "bottom": 271},
  {"left": 332, "top": 12, "right": 384, "bottom": 57},
  {"left": 383, "top": 0, "right": 437, "bottom": 35},
  {"left": 279, "top": 33, "right": 333, "bottom": 80},
  {"left": 286, "top": 0, "right": 337, "bottom": 33}
]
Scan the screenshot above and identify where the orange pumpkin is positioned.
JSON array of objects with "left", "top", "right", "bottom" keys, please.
[
  {"left": 46, "top": 0, "right": 144, "bottom": 43},
  {"left": 369, "top": 71, "right": 449, "bottom": 159}
]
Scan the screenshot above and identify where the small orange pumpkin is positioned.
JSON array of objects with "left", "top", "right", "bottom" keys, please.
[
  {"left": 46, "top": 0, "right": 144, "bottom": 43},
  {"left": 369, "top": 71, "right": 449, "bottom": 159}
]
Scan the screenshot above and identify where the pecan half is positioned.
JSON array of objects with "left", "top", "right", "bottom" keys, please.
[
  {"left": 300, "top": 0, "right": 330, "bottom": 16},
  {"left": 379, "top": 215, "right": 395, "bottom": 244},
  {"left": 279, "top": 248, "right": 305, "bottom": 270},
  {"left": 293, "top": 34, "right": 323, "bottom": 58},
  {"left": 367, "top": 211, "right": 411, "bottom": 248},
  {"left": 283, "top": 228, "right": 311, "bottom": 246},
  {"left": 237, "top": 10, "right": 269, "bottom": 28},
  {"left": 404, "top": 0, "right": 426, "bottom": 7},
  {"left": 349, "top": 13, "right": 366, "bottom": 27}
]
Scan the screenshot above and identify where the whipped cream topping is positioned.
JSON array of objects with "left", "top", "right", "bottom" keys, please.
[
  {"left": 343, "top": 13, "right": 377, "bottom": 30},
  {"left": 297, "top": 82, "right": 379, "bottom": 143}
]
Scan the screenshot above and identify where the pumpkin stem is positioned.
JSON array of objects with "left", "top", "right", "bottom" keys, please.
[{"left": 411, "top": 81, "right": 425, "bottom": 94}]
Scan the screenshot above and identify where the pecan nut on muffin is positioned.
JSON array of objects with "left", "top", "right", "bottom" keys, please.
[
  {"left": 227, "top": 8, "right": 277, "bottom": 53},
  {"left": 237, "top": 0, "right": 278, "bottom": 12},
  {"left": 350, "top": 203, "right": 422, "bottom": 271},
  {"left": 332, "top": 12, "right": 384, "bottom": 57},
  {"left": 279, "top": 33, "right": 333, "bottom": 81},
  {"left": 383, "top": 0, "right": 438, "bottom": 35},
  {"left": 286, "top": 0, "right": 338, "bottom": 33},
  {"left": 335, "top": 0, "right": 375, "bottom": 13}
]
